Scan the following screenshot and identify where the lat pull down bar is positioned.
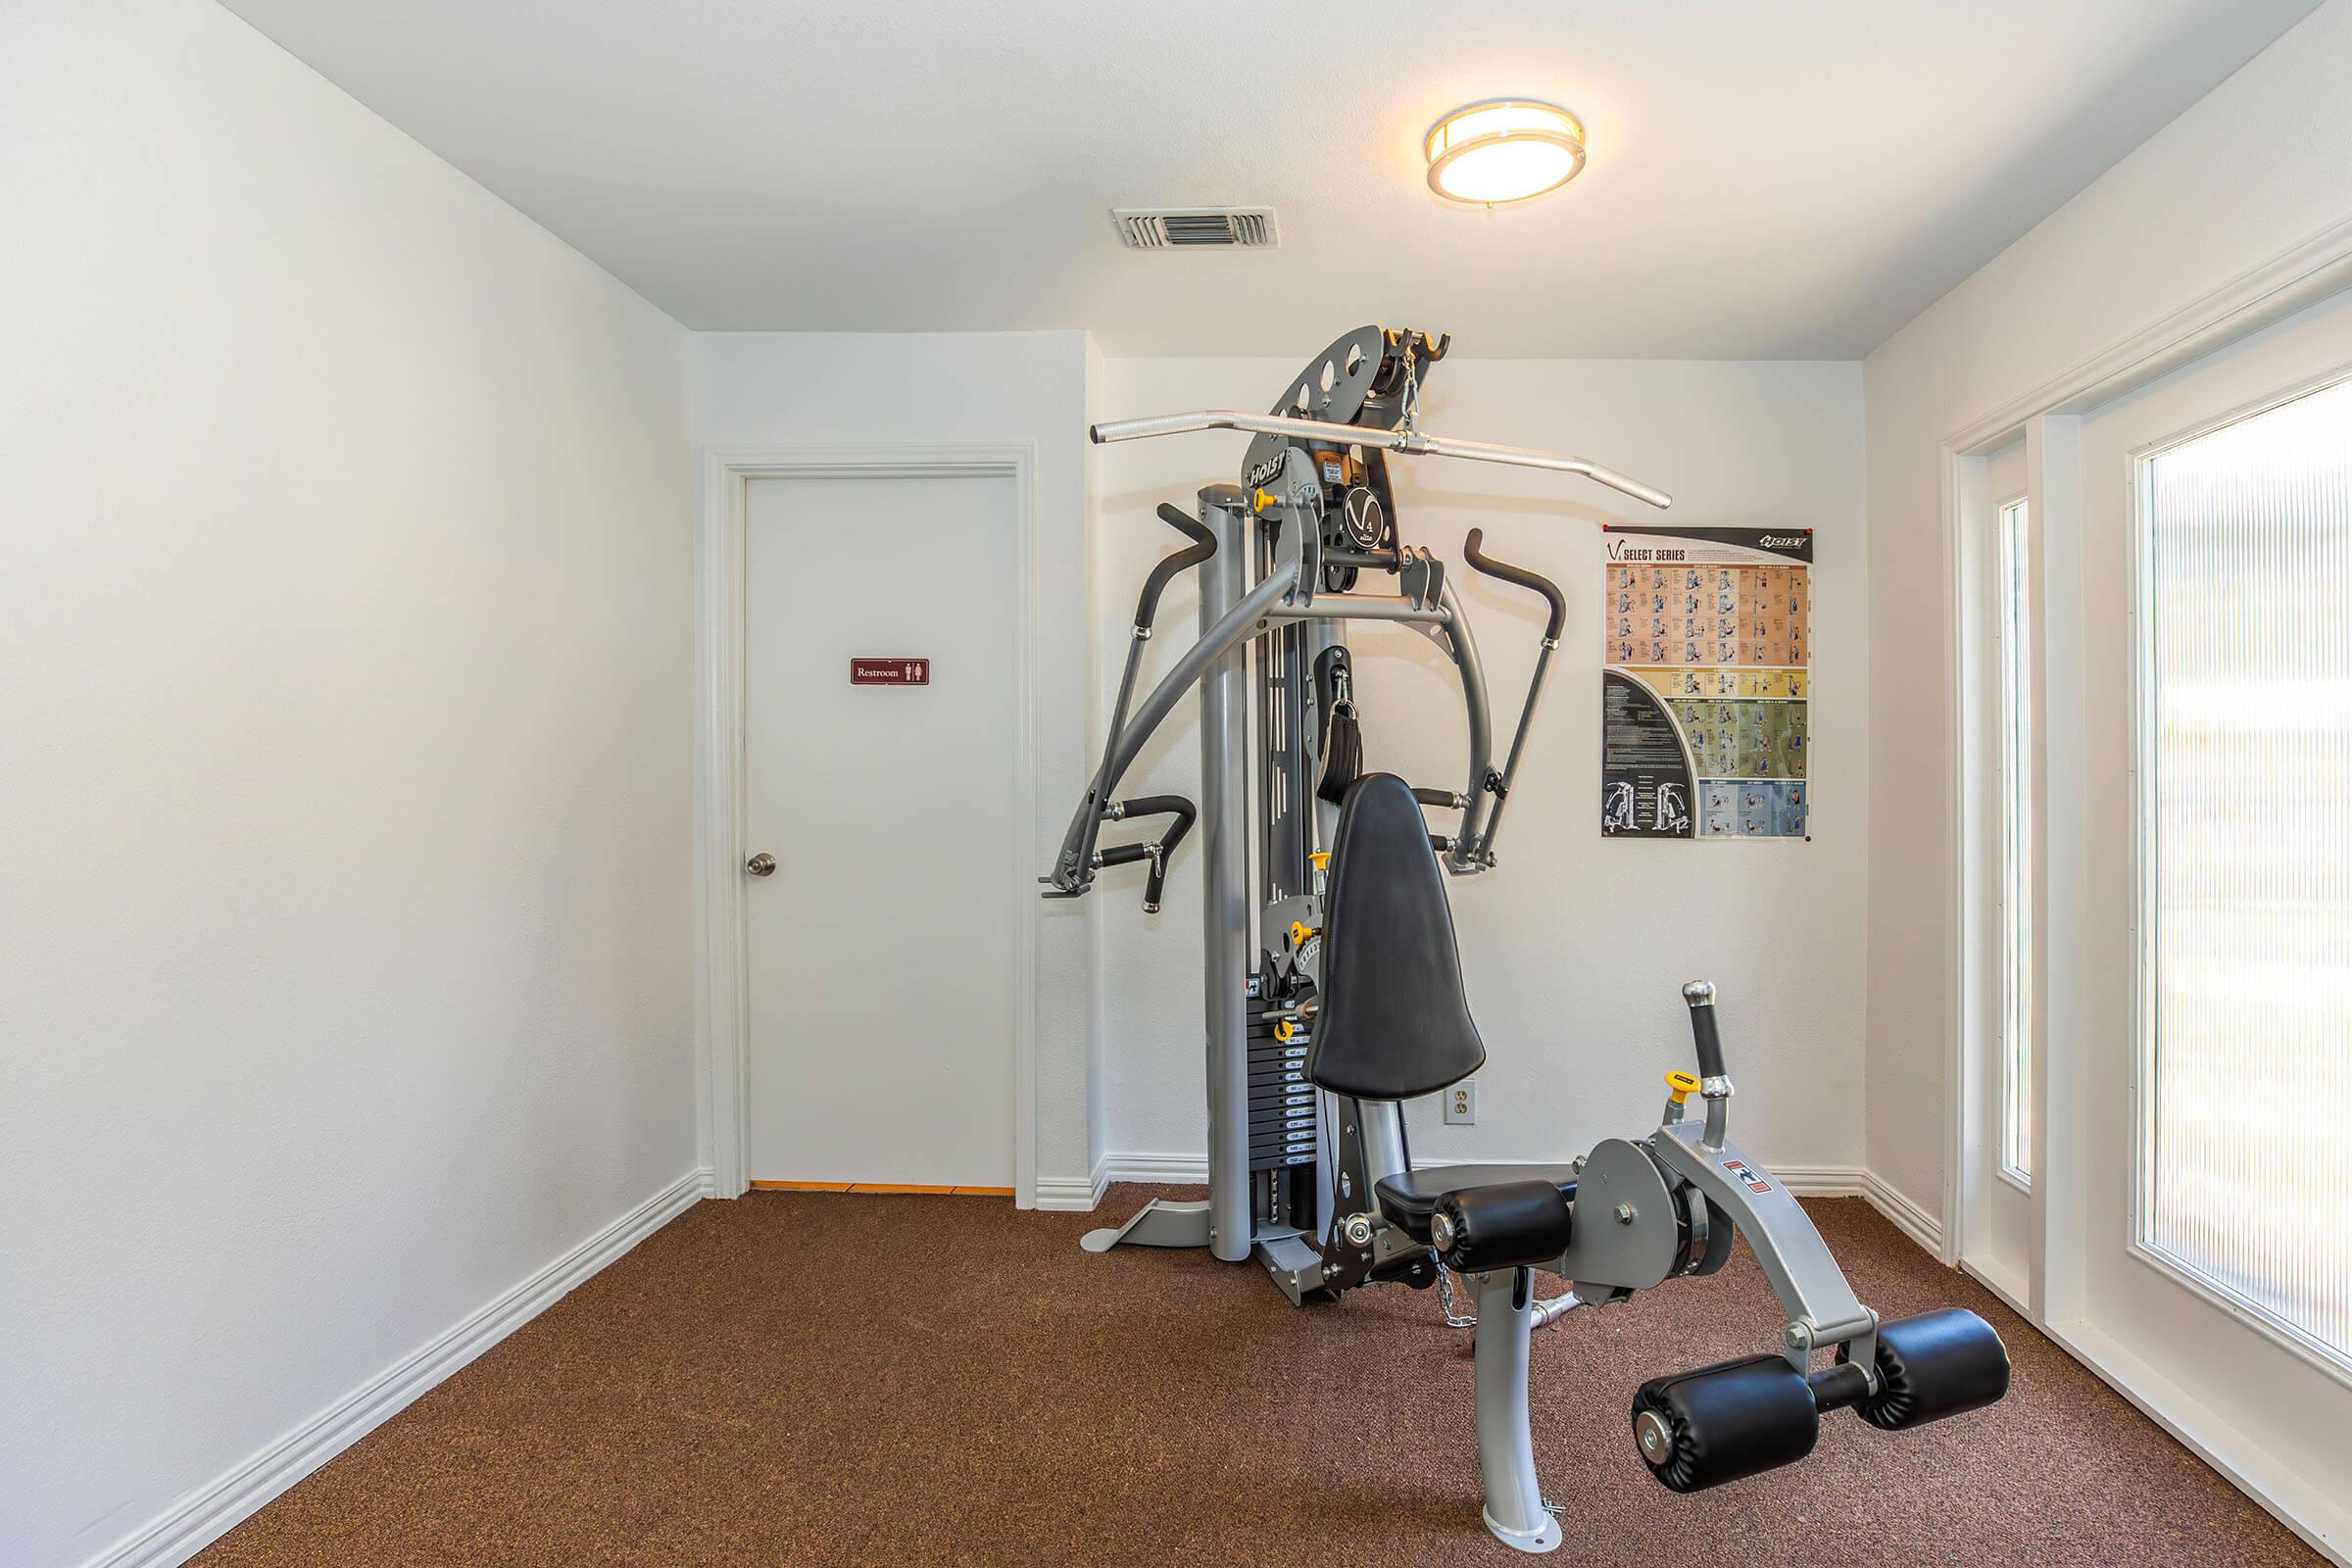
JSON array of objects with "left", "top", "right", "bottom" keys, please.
[{"left": 1088, "top": 409, "right": 1675, "bottom": 512}]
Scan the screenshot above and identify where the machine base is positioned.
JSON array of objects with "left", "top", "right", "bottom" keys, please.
[
  {"left": 1482, "top": 1506, "right": 1562, "bottom": 1555},
  {"left": 1253, "top": 1230, "right": 1332, "bottom": 1304},
  {"left": 1080, "top": 1199, "right": 1210, "bottom": 1252}
]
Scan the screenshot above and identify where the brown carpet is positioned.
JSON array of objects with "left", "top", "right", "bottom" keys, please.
[{"left": 197, "top": 1189, "right": 2318, "bottom": 1567}]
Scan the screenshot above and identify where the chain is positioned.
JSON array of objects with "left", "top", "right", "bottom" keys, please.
[
  {"left": 1434, "top": 1260, "right": 1479, "bottom": 1328},
  {"left": 1433, "top": 1260, "right": 1580, "bottom": 1333},
  {"left": 1399, "top": 340, "right": 1424, "bottom": 434}
]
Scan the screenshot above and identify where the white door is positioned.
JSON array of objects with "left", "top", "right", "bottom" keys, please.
[
  {"left": 2062, "top": 288, "right": 2352, "bottom": 1524},
  {"left": 743, "top": 471, "right": 1022, "bottom": 1189}
]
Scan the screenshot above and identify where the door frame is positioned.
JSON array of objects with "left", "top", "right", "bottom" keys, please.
[
  {"left": 1937, "top": 210, "right": 2352, "bottom": 1559},
  {"left": 1941, "top": 208, "right": 2352, "bottom": 1267},
  {"left": 697, "top": 444, "right": 1042, "bottom": 1204}
]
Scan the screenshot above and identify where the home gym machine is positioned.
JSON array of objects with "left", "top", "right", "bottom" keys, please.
[{"left": 1044, "top": 326, "right": 2008, "bottom": 1552}]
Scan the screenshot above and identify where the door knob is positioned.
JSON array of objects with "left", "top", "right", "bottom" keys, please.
[{"left": 745, "top": 853, "right": 777, "bottom": 877}]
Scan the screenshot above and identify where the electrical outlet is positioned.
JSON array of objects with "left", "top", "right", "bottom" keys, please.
[{"left": 1445, "top": 1079, "right": 1477, "bottom": 1125}]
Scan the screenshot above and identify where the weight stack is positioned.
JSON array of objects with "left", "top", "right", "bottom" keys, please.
[{"left": 1247, "top": 1005, "right": 1317, "bottom": 1173}]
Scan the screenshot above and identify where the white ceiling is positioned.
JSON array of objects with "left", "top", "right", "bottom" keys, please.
[{"left": 221, "top": 0, "right": 2316, "bottom": 359}]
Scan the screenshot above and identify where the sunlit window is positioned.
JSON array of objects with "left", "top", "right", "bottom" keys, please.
[
  {"left": 1997, "top": 497, "right": 2033, "bottom": 1185},
  {"left": 2143, "top": 374, "right": 2352, "bottom": 1368}
]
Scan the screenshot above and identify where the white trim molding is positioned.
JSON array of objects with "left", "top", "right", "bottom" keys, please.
[
  {"left": 1033, "top": 1162, "right": 1109, "bottom": 1212},
  {"left": 1945, "top": 208, "right": 2352, "bottom": 456},
  {"left": 1101, "top": 1152, "right": 1210, "bottom": 1187},
  {"left": 696, "top": 445, "right": 1044, "bottom": 1206},
  {"left": 81, "top": 1169, "right": 711, "bottom": 1568}
]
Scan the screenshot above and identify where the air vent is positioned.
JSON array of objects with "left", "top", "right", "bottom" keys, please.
[{"left": 1111, "top": 207, "right": 1279, "bottom": 250}]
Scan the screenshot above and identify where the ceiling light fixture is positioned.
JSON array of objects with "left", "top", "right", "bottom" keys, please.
[{"left": 1424, "top": 98, "right": 1586, "bottom": 206}]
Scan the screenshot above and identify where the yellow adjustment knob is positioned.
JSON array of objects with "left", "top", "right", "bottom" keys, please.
[
  {"left": 1310, "top": 853, "right": 1331, "bottom": 870},
  {"left": 1275, "top": 1019, "right": 1295, "bottom": 1043},
  {"left": 1289, "top": 920, "right": 1314, "bottom": 950},
  {"left": 1252, "top": 487, "right": 1278, "bottom": 513},
  {"left": 1664, "top": 1071, "right": 1700, "bottom": 1106}
]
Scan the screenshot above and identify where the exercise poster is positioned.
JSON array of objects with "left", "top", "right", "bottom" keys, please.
[{"left": 1600, "top": 526, "right": 1812, "bottom": 840}]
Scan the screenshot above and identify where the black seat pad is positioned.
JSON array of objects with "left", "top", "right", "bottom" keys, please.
[
  {"left": 1374, "top": 1164, "right": 1582, "bottom": 1244},
  {"left": 1306, "top": 773, "right": 1487, "bottom": 1099}
]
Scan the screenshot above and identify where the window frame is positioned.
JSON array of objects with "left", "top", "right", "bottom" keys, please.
[
  {"left": 2126, "top": 363, "right": 2352, "bottom": 1389},
  {"left": 1993, "top": 492, "right": 2034, "bottom": 1194}
]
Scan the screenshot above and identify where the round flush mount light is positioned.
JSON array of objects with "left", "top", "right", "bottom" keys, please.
[{"left": 1424, "top": 98, "right": 1587, "bottom": 206}]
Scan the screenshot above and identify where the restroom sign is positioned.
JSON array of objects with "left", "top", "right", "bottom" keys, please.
[{"left": 851, "top": 658, "right": 930, "bottom": 686}]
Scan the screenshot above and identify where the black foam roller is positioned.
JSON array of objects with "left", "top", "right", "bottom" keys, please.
[
  {"left": 1848, "top": 1308, "right": 2011, "bottom": 1431},
  {"left": 1632, "top": 1353, "right": 1819, "bottom": 1492}
]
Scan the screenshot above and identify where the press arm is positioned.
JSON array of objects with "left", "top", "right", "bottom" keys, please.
[{"left": 1089, "top": 409, "right": 1674, "bottom": 511}]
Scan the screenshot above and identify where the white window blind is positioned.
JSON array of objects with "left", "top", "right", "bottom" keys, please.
[{"left": 2142, "top": 375, "right": 2352, "bottom": 1368}]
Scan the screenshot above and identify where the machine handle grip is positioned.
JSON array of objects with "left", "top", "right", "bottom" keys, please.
[
  {"left": 1131, "top": 794, "right": 1194, "bottom": 911},
  {"left": 1462, "top": 528, "right": 1566, "bottom": 642},
  {"left": 1682, "top": 980, "right": 1727, "bottom": 1080},
  {"left": 1136, "top": 506, "right": 1218, "bottom": 632},
  {"left": 1099, "top": 794, "right": 1195, "bottom": 911}
]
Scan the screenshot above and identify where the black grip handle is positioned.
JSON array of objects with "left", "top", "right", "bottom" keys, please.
[
  {"left": 1101, "top": 794, "right": 1195, "bottom": 912},
  {"left": 1683, "top": 983, "right": 1727, "bottom": 1079},
  {"left": 1119, "top": 795, "right": 1195, "bottom": 839},
  {"left": 1410, "top": 786, "right": 1461, "bottom": 810},
  {"left": 1463, "top": 528, "right": 1567, "bottom": 641},
  {"left": 1131, "top": 793, "right": 1194, "bottom": 911},
  {"left": 1135, "top": 506, "right": 1218, "bottom": 631}
]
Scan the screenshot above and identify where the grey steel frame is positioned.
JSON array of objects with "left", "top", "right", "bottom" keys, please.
[
  {"left": 1076, "top": 486, "right": 1505, "bottom": 1286},
  {"left": 1069, "top": 398, "right": 1674, "bottom": 1283},
  {"left": 1063, "top": 399, "right": 1913, "bottom": 1555}
]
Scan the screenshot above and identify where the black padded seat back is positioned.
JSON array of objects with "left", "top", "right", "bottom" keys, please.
[{"left": 1306, "top": 773, "right": 1487, "bottom": 1099}]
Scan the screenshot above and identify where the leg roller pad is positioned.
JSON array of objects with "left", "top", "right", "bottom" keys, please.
[
  {"left": 1632, "top": 1308, "right": 2013, "bottom": 1493},
  {"left": 1631, "top": 1353, "right": 1818, "bottom": 1493},
  {"left": 1845, "top": 1308, "right": 2011, "bottom": 1431}
]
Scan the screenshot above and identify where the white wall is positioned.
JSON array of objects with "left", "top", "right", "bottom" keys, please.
[
  {"left": 691, "top": 331, "right": 1101, "bottom": 1196},
  {"left": 0, "top": 4, "right": 697, "bottom": 1565},
  {"left": 1096, "top": 357, "right": 1870, "bottom": 1173},
  {"left": 1861, "top": 0, "right": 2352, "bottom": 1216}
]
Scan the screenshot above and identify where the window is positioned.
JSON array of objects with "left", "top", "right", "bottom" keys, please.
[
  {"left": 2141, "top": 374, "right": 2352, "bottom": 1368},
  {"left": 1997, "top": 497, "right": 2033, "bottom": 1185}
]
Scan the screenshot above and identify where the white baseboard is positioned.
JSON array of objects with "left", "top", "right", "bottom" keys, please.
[
  {"left": 1769, "top": 1164, "right": 1948, "bottom": 1257},
  {"left": 81, "top": 1166, "right": 712, "bottom": 1568},
  {"left": 1032, "top": 1158, "right": 1108, "bottom": 1212},
  {"left": 1089, "top": 1153, "right": 1948, "bottom": 1258},
  {"left": 1855, "top": 1171, "right": 1947, "bottom": 1257},
  {"left": 1034, "top": 1152, "right": 1193, "bottom": 1210},
  {"left": 1101, "top": 1152, "right": 1208, "bottom": 1186},
  {"left": 1959, "top": 1254, "right": 2034, "bottom": 1321}
]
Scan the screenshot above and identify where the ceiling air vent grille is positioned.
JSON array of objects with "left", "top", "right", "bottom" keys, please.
[{"left": 1111, "top": 207, "right": 1279, "bottom": 250}]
